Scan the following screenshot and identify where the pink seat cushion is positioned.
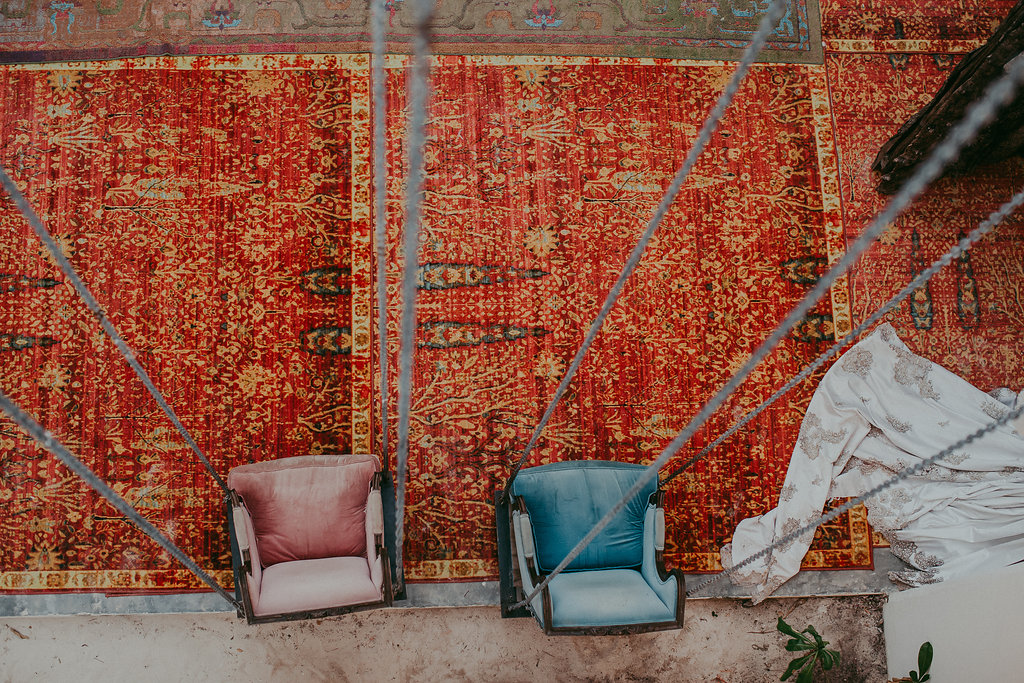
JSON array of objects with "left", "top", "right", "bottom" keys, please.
[
  {"left": 228, "top": 454, "right": 378, "bottom": 566},
  {"left": 253, "top": 556, "right": 381, "bottom": 617}
]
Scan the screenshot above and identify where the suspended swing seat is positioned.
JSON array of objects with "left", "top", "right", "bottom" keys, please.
[
  {"left": 498, "top": 460, "right": 685, "bottom": 635},
  {"left": 226, "top": 454, "right": 393, "bottom": 624}
]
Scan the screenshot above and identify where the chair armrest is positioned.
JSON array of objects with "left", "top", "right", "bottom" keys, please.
[
  {"left": 512, "top": 498, "right": 543, "bottom": 580},
  {"left": 366, "top": 487, "right": 384, "bottom": 556},
  {"left": 512, "top": 506, "right": 547, "bottom": 628},
  {"left": 365, "top": 482, "right": 387, "bottom": 596},
  {"left": 233, "top": 507, "right": 251, "bottom": 567},
  {"left": 654, "top": 507, "right": 665, "bottom": 552},
  {"left": 228, "top": 492, "right": 255, "bottom": 574},
  {"left": 641, "top": 503, "right": 680, "bottom": 615},
  {"left": 518, "top": 512, "right": 536, "bottom": 562},
  {"left": 511, "top": 494, "right": 557, "bottom": 631},
  {"left": 512, "top": 509, "right": 541, "bottom": 582},
  {"left": 228, "top": 491, "right": 263, "bottom": 614}
]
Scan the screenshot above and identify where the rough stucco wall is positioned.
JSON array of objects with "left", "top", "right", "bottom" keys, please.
[{"left": 0, "top": 596, "right": 887, "bottom": 682}]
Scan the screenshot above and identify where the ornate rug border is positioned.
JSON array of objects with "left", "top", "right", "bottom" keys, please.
[
  {"left": 0, "top": 53, "right": 368, "bottom": 71},
  {"left": 0, "top": 570, "right": 233, "bottom": 592},
  {"left": 808, "top": 62, "right": 853, "bottom": 340}
]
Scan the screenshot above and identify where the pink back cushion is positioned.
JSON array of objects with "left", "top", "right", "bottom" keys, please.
[{"left": 228, "top": 454, "right": 379, "bottom": 567}]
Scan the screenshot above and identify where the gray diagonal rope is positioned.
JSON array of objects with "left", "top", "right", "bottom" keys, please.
[
  {"left": 686, "top": 402, "right": 1024, "bottom": 597},
  {"left": 372, "top": 0, "right": 389, "bottom": 465},
  {"left": 500, "top": 0, "right": 789, "bottom": 502},
  {"left": 0, "top": 169, "right": 229, "bottom": 495},
  {"left": 0, "top": 389, "right": 239, "bottom": 607},
  {"left": 512, "top": 46, "right": 1024, "bottom": 612},
  {"left": 662, "top": 184, "right": 1024, "bottom": 487},
  {"left": 393, "top": 0, "right": 432, "bottom": 590}
]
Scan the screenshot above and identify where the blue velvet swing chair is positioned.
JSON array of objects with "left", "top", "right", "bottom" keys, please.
[{"left": 500, "top": 460, "right": 685, "bottom": 635}]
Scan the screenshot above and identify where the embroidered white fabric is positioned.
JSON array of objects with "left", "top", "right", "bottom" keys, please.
[{"left": 720, "top": 324, "right": 1024, "bottom": 603}]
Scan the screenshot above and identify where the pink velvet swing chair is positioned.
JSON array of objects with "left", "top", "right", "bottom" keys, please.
[{"left": 226, "top": 454, "right": 393, "bottom": 624}]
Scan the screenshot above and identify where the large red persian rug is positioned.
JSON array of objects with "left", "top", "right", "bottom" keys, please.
[{"left": 3, "top": 40, "right": 1023, "bottom": 592}]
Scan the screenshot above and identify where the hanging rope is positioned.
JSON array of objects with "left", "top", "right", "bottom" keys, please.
[
  {"left": 499, "top": 0, "right": 790, "bottom": 502},
  {"left": 392, "top": 0, "right": 432, "bottom": 591},
  {"left": 372, "top": 0, "right": 390, "bottom": 465},
  {"left": 686, "top": 402, "right": 1024, "bottom": 597},
  {"left": 661, "top": 183, "right": 1024, "bottom": 487},
  {"left": 0, "top": 169, "right": 229, "bottom": 495},
  {"left": 511, "top": 42, "right": 1024, "bottom": 612},
  {"left": 0, "top": 388, "right": 240, "bottom": 607}
]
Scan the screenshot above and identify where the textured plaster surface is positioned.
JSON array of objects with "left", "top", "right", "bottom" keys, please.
[{"left": 0, "top": 597, "right": 886, "bottom": 682}]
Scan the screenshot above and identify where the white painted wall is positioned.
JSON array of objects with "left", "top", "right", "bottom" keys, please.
[{"left": 884, "top": 563, "right": 1024, "bottom": 682}]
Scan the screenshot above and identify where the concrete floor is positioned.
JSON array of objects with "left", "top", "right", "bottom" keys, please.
[
  {"left": 0, "top": 548, "right": 908, "bottom": 617},
  {"left": 0, "top": 596, "right": 887, "bottom": 682},
  {"left": 0, "top": 549, "right": 905, "bottom": 680}
]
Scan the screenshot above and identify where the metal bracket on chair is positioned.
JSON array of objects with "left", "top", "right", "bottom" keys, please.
[
  {"left": 495, "top": 489, "right": 532, "bottom": 619},
  {"left": 380, "top": 469, "right": 407, "bottom": 601}
]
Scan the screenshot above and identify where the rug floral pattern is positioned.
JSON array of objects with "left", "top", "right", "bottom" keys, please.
[
  {"left": 3, "top": 12, "right": 1024, "bottom": 590},
  {"left": 0, "top": 55, "right": 373, "bottom": 590},
  {"left": 380, "top": 56, "right": 859, "bottom": 579}
]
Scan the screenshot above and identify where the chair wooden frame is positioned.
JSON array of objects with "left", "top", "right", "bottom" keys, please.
[
  {"left": 226, "top": 469, "right": 393, "bottom": 625},
  {"left": 506, "top": 488, "right": 685, "bottom": 636}
]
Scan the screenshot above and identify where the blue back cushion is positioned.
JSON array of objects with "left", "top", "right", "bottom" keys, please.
[{"left": 511, "top": 461, "right": 655, "bottom": 573}]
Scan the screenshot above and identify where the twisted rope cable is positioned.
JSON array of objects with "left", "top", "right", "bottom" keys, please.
[
  {"left": 393, "top": 0, "right": 432, "bottom": 590},
  {"left": 371, "top": 0, "right": 390, "bottom": 465}
]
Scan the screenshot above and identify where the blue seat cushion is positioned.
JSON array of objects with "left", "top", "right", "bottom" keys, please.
[
  {"left": 512, "top": 461, "right": 655, "bottom": 572},
  {"left": 546, "top": 569, "right": 675, "bottom": 628}
]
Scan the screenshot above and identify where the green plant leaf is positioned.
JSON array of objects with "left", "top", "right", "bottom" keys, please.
[
  {"left": 781, "top": 653, "right": 813, "bottom": 681},
  {"left": 918, "top": 642, "right": 933, "bottom": 674},
  {"left": 805, "top": 625, "right": 825, "bottom": 648},
  {"left": 910, "top": 674, "right": 920, "bottom": 683},
  {"left": 786, "top": 638, "right": 814, "bottom": 652},
  {"left": 777, "top": 617, "right": 801, "bottom": 638},
  {"left": 796, "top": 658, "right": 817, "bottom": 683},
  {"left": 819, "top": 649, "right": 835, "bottom": 670}
]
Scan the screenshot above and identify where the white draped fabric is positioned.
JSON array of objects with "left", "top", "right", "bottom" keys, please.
[{"left": 720, "top": 324, "right": 1024, "bottom": 604}]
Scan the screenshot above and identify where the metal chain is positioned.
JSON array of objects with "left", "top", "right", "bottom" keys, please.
[
  {"left": 512, "top": 41, "right": 1024, "bottom": 612},
  {"left": 393, "top": 0, "right": 432, "bottom": 592},
  {"left": 0, "top": 168, "right": 229, "bottom": 495},
  {"left": 501, "top": 0, "right": 790, "bottom": 501},
  {"left": 0, "top": 388, "right": 240, "bottom": 607},
  {"left": 686, "top": 403, "right": 1024, "bottom": 597},
  {"left": 661, "top": 184, "right": 1024, "bottom": 486}
]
